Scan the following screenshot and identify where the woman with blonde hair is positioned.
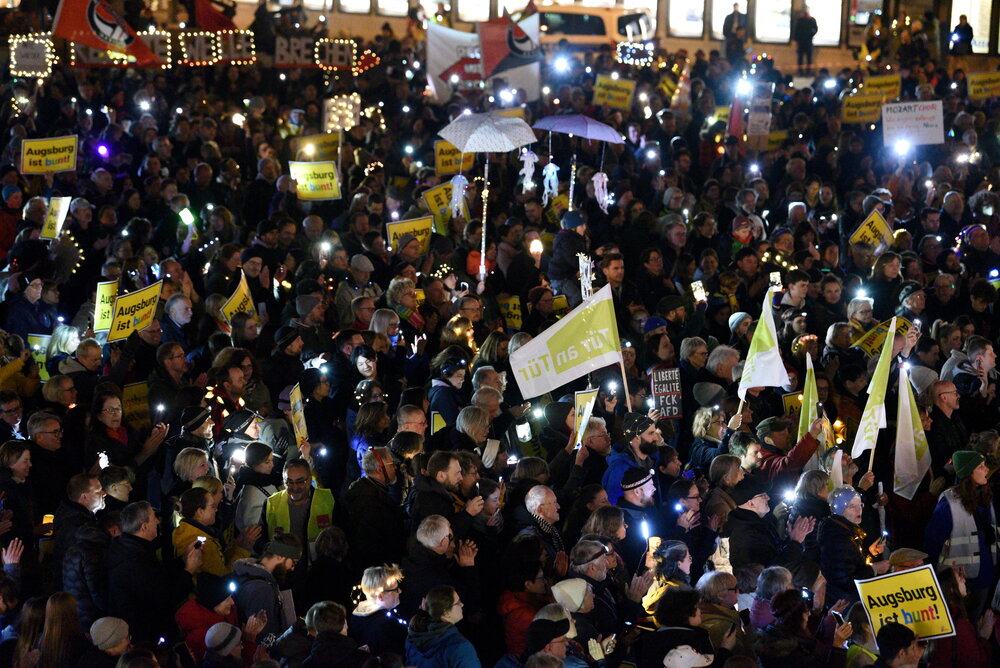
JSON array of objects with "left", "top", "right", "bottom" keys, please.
[
  {"left": 44, "top": 324, "right": 80, "bottom": 377},
  {"left": 386, "top": 277, "right": 425, "bottom": 340},
  {"left": 196, "top": 293, "right": 231, "bottom": 340},
  {"left": 697, "top": 570, "right": 754, "bottom": 659},
  {"left": 351, "top": 564, "right": 407, "bottom": 656},
  {"left": 704, "top": 454, "right": 744, "bottom": 521},
  {"left": 38, "top": 592, "right": 89, "bottom": 668},
  {"left": 689, "top": 405, "right": 737, "bottom": 470}
]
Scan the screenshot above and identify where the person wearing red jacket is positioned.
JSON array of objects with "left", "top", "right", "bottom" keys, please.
[
  {"left": 755, "top": 416, "right": 822, "bottom": 492},
  {"left": 497, "top": 560, "right": 552, "bottom": 656},
  {"left": 175, "top": 572, "right": 263, "bottom": 665}
]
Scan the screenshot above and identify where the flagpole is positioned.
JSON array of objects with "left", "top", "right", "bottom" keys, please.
[{"left": 619, "top": 358, "right": 632, "bottom": 412}]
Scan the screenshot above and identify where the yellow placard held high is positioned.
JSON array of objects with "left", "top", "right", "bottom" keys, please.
[
  {"left": 107, "top": 281, "right": 162, "bottom": 343},
  {"left": 435, "top": 140, "right": 474, "bottom": 175},
  {"left": 27, "top": 334, "right": 50, "bottom": 382},
  {"left": 852, "top": 317, "right": 912, "bottom": 357},
  {"left": 221, "top": 272, "right": 259, "bottom": 324},
  {"left": 849, "top": 209, "right": 894, "bottom": 249},
  {"left": 292, "top": 132, "right": 342, "bottom": 160},
  {"left": 968, "top": 72, "right": 1000, "bottom": 100},
  {"left": 289, "top": 383, "right": 308, "bottom": 446},
  {"left": 386, "top": 216, "right": 434, "bottom": 254},
  {"left": 94, "top": 280, "right": 119, "bottom": 332},
  {"left": 593, "top": 75, "right": 636, "bottom": 110},
  {"left": 573, "top": 388, "right": 599, "bottom": 446},
  {"left": 498, "top": 295, "right": 523, "bottom": 330},
  {"left": 41, "top": 197, "right": 71, "bottom": 240},
  {"left": 289, "top": 161, "right": 342, "bottom": 201},
  {"left": 842, "top": 94, "right": 884, "bottom": 123},
  {"left": 855, "top": 565, "right": 955, "bottom": 641},
  {"left": 21, "top": 135, "right": 78, "bottom": 174},
  {"left": 122, "top": 382, "right": 151, "bottom": 434},
  {"left": 863, "top": 74, "right": 901, "bottom": 100},
  {"left": 423, "top": 182, "right": 469, "bottom": 235}
]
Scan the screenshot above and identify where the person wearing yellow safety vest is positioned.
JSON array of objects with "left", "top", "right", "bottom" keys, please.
[
  {"left": 925, "top": 450, "right": 999, "bottom": 617},
  {"left": 261, "top": 457, "right": 334, "bottom": 565}
]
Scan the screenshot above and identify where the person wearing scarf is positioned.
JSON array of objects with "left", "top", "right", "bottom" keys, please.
[{"left": 518, "top": 484, "right": 567, "bottom": 576}]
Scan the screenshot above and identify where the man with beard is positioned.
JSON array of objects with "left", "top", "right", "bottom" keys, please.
[
  {"left": 232, "top": 534, "right": 303, "bottom": 646},
  {"left": 603, "top": 412, "right": 661, "bottom": 505},
  {"left": 260, "top": 459, "right": 334, "bottom": 562},
  {"left": 615, "top": 467, "right": 661, "bottom": 573},
  {"left": 410, "top": 451, "right": 484, "bottom": 540}
]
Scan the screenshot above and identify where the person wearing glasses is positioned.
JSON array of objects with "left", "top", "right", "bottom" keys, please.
[
  {"left": 350, "top": 565, "right": 407, "bottom": 658},
  {"left": 927, "top": 380, "right": 967, "bottom": 478},
  {"left": 696, "top": 570, "right": 754, "bottom": 660},
  {"left": 24, "top": 411, "right": 76, "bottom": 518},
  {"left": 405, "top": 585, "right": 477, "bottom": 668},
  {"left": 84, "top": 389, "right": 168, "bottom": 474},
  {"left": 688, "top": 405, "right": 741, "bottom": 471}
]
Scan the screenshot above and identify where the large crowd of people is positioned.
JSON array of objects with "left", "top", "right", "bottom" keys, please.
[{"left": 0, "top": 3, "right": 995, "bottom": 668}]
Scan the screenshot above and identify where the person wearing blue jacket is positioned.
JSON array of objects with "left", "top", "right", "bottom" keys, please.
[
  {"left": 602, "top": 412, "right": 660, "bottom": 505},
  {"left": 405, "top": 585, "right": 480, "bottom": 668},
  {"left": 688, "top": 405, "right": 740, "bottom": 471},
  {"left": 428, "top": 358, "right": 468, "bottom": 427}
]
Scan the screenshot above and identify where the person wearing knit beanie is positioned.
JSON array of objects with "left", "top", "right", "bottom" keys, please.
[
  {"left": 204, "top": 622, "right": 243, "bottom": 659},
  {"left": 551, "top": 579, "right": 593, "bottom": 613},
  {"left": 90, "top": 617, "right": 130, "bottom": 653},
  {"left": 952, "top": 450, "right": 986, "bottom": 480},
  {"left": 295, "top": 294, "right": 323, "bottom": 321}
]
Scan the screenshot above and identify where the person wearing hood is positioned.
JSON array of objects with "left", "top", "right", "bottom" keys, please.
[
  {"left": 428, "top": 357, "right": 468, "bottom": 427},
  {"left": 232, "top": 534, "right": 302, "bottom": 646},
  {"left": 350, "top": 565, "right": 407, "bottom": 658},
  {"left": 405, "top": 585, "right": 479, "bottom": 668},
  {"left": 817, "top": 487, "right": 889, "bottom": 603},
  {"left": 234, "top": 441, "right": 280, "bottom": 533},
  {"left": 262, "top": 326, "right": 306, "bottom": 410},
  {"left": 602, "top": 412, "right": 660, "bottom": 505},
  {"left": 175, "top": 573, "right": 262, "bottom": 663}
]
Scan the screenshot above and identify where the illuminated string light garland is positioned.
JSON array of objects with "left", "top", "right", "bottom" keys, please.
[
  {"left": 9, "top": 32, "right": 56, "bottom": 78},
  {"left": 615, "top": 41, "right": 654, "bottom": 67},
  {"left": 314, "top": 38, "right": 357, "bottom": 72}
]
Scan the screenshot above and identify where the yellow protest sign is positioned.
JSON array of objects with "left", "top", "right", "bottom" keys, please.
[
  {"left": 767, "top": 130, "right": 788, "bottom": 151},
  {"left": 431, "top": 411, "right": 448, "bottom": 434},
  {"left": 862, "top": 74, "right": 901, "bottom": 100},
  {"left": 94, "top": 280, "right": 118, "bottom": 332},
  {"left": 852, "top": 317, "right": 912, "bottom": 357},
  {"left": 386, "top": 216, "right": 433, "bottom": 254},
  {"left": 221, "top": 273, "right": 258, "bottom": 324},
  {"left": 544, "top": 193, "right": 570, "bottom": 229},
  {"left": 658, "top": 75, "right": 677, "bottom": 100},
  {"left": 27, "top": 334, "right": 50, "bottom": 382},
  {"left": 498, "top": 295, "right": 523, "bottom": 330},
  {"left": 855, "top": 564, "right": 954, "bottom": 641},
  {"left": 782, "top": 391, "right": 803, "bottom": 419},
  {"left": 41, "top": 196, "right": 71, "bottom": 240},
  {"left": 849, "top": 209, "right": 894, "bottom": 249},
  {"left": 552, "top": 294, "right": 570, "bottom": 317},
  {"left": 969, "top": 72, "right": 1000, "bottom": 100},
  {"left": 21, "top": 135, "right": 77, "bottom": 174},
  {"left": 497, "top": 108, "right": 527, "bottom": 120},
  {"left": 107, "top": 281, "right": 162, "bottom": 343},
  {"left": 122, "top": 382, "right": 151, "bottom": 434},
  {"left": 714, "top": 105, "right": 731, "bottom": 124},
  {"left": 289, "top": 383, "right": 308, "bottom": 446},
  {"left": 292, "top": 132, "right": 342, "bottom": 160},
  {"left": 288, "top": 161, "right": 341, "bottom": 201},
  {"left": 842, "top": 94, "right": 884, "bottom": 123},
  {"left": 423, "top": 182, "right": 469, "bottom": 235},
  {"left": 573, "top": 388, "right": 599, "bottom": 445},
  {"left": 435, "top": 140, "right": 474, "bottom": 176},
  {"left": 593, "top": 75, "right": 636, "bottom": 110}
]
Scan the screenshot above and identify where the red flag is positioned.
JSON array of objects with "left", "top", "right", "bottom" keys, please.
[
  {"left": 478, "top": 9, "right": 542, "bottom": 78},
  {"left": 195, "top": 0, "right": 236, "bottom": 32},
  {"left": 53, "top": 0, "right": 160, "bottom": 66}
]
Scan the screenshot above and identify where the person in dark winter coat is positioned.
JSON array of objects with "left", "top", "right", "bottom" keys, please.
[
  {"left": 409, "top": 452, "right": 481, "bottom": 540},
  {"left": 405, "top": 585, "right": 480, "bottom": 668},
  {"left": 548, "top": 211, "right": 589, "bottom": 308},
  {"left": 428, "top": 359, "right": 467, "bottom": 427},
  {"left": 344, "top": 448, "right": 408, "bottom": 572},
  {"left": 106, "top": 501, "right": 199, "bottom": 644},
  {"left": 399, "top": 515, "right": 480, "bottom": 621},
  {"left": 754, "top": 588, "right": 851, "bottom": 668},
  {"left": 818, "top": 487, "right": 889, "bottom": 603},
  {"left": 50, "top": 473, "right": 105, "bottom": 589},
  {"left": 787, "top": 471, "right": 833, "bottom": 564},
  {"left": 350, "top": 565, "right": 408, "bottom": 659},
  {"left": 724, "top": 478, "right": 812, "bottom": 570},
  {"left": 231, "top": 534, "right": 303, "bottom": 646},
  {"left": 299, "top": 601, "right": 373, "bottom": 668},
  {"left": 62, "top": 523, "right": 114, "bottom": 628},
  {"left": 74, "top": 617, "right": 133, "bottom": 668}
]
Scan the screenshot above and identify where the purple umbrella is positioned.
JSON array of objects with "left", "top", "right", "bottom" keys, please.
[{"left": 533, "top": 114, "right": 624, "bottom": 144}]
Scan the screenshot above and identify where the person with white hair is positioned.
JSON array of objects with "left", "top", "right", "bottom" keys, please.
[{"left": 518, "top": 485, "right": 566, "bottom": 571}]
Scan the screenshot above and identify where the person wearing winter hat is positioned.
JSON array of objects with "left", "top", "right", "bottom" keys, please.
[
  {"left": 159, "top": 405, "right": 217, "bottom": 498},
  {"left": 293, "top": 293, "right": 331, "bottom": 359},
  {"left": 537, "top": 400, "right": 574, "bottom": 458},
  {"left": 728, "top": 311, "right": 752, "bottom": 352},
  {"left": 334, "top": 253, "right": 383, "bottom": 328},
  {"left": 264, "top": 326, "right": 306, "bottom": 408},
  {"left": 726, "top": 477, "right": 812, "bottom": 570},
  {"left": 816, "top": 487, "right": 889, "bottom": 603},
  {"left": 203, "top": 622, "right": 244, "bottom": 666},
  {"left": 4, "top": 272, "right": 52, "bottom": 342},
  {"left": 616, "top": 465, "right": 659, "bottom": 573},
  {"left": 86, "top": 617, "right": 131, "bottom": 662},
  {"left": 602, "top": 412, "right": 660, "bottom": 505},
  {"left": 926, "top": 450, "right": 998, "bottom": 605},
  {"left": 549, "top": 208, "right": 589, "bottom": 308},
  {"left": 175, "top": 573, "right": 260, "bottom": 662}
]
